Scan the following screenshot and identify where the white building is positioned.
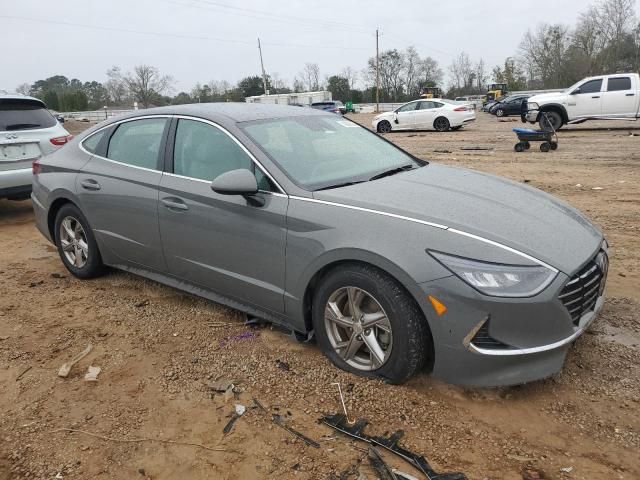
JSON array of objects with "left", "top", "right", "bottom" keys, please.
[{"left": 245, "top": 90, "right": 332, "bottom": 106}]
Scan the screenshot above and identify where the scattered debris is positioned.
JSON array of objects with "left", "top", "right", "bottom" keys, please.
[
  {"left": 368, "top": 447, "right": 397, "bottom": 480},
  {"left": 272, "top": 414, "right": 320, "bottom": 448},
  {"left": 84, "top": 366, "right": 101, "bottom": 382},
  {"left": 54, "top": 473, "right": 63, "bottom": 480},
  {"left": 223, "top": 404, "right": 246, "bottom": 434},
  {"left": 433, "top": 149, "right": 452, "bottom": 154},
  {"left": 16, "top": 365, "right": 32, "bottom": 381},
  {"left": 0, "top": 335, "right": 9, "bottom": 341},
  {"left": 522, "top": 468, "right": 545, "bottom": 480},
  {"left": 50, "top": 272, "right": 67, "bottom": 279},
  {"left": 137, "top": 468, "right": 146, "bottom": 476},
  {"left": 134, "top": 299, "right": 149, "bottom": 308},
  {"left": 574, "top": 184, "right": 582, "bottom": 187},
  {"left": 460, "top": 146, "right": 494, "bottom": 151},
  {"left": 393, "top": 470, "right": 420, "bottom": 480},
  {"left": 218, "top": 330, "right": 257, "bottom": 348},
  {"left": 592, "top": 186, "right": 604, "bottom": 190},
  {"left": 28, "top": 280, "right": 44, "bottom": 288},
  {"left": 560, "top": 466, "right": 573, "bottom": 473},
  {"left": 223, "top": 386, "right": 234, "bottom": 403},
  {"left": 275, "top": 359, "right": 290, "bottom": 371},
  {"left": 58, "top": 344, "right": 93, "bottom": 378},
  {"left": 322, "top": 414, "right": 466, "bottom": 479},
  {"left": 522, "top": 179, "right": 531, "bottom": 183},
  {"left": 207, "top": 378, "right": 235, "bottom": 392},
  {"left": 629, "top": 131, "right": 638, "bottom": 137},
  {"left": 51, "top": 427, "right": 226, "bottom": 451},
  {"left": 331, "top": 382, "right": 353, "bottom": 424}
]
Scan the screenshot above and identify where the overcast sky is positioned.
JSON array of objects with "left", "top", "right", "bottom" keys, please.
[{"left": 2, "top": 0, "right": 639, "bottom": 93}]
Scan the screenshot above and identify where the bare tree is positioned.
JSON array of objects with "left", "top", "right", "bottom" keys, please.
[
  {"left": 403, "top": 46, "right": 421, "bottom": 98},
  {"left": 419, "top": 57, "right": 443, "bottom": 87},
  {"left": 15, "top": 83, "right": 31, "bottom": 95},
  {"left": 448, "top": 52, "right": 473, "bottom": 90},
  {"left": 474, "top": 59, "right": 487, "bottom": 91},
  {"left": 341, "top": 66, "right": 358, "bottom": 91},
  {"left": 105, "top": 66, "right": 128, "bottom": 105},
  {"left": 124, "top": 65, "right": 174, "bottom": 108},
  {"left": 300, "top": 63, "right": 320, "bottom": 91},
  {"left": 368, "top": 49, "right": 405, "bottom": 101},
  {"left": 520, "top": 24, "right": 573, "bottom": 88}
]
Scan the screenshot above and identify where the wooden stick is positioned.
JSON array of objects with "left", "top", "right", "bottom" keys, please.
[
  {"left": 16, "top": 365, "right": 32, "bottom": 381},
  {"left": 51, "top": 428, "right": 226, "bottom": 452}
]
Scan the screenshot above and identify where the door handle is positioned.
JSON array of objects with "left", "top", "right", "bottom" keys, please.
[
  {"left": 625, "top": 93, "right": 635, "bottom": 96},
  {"left": 591, "top": 95, "right": 600, "bottom": 99},
  {"left": 80, "top": 179, "right": 101, "bottom": 191},
  {"left": 161, "top": 197, "right": 189, "bottom": 211}
]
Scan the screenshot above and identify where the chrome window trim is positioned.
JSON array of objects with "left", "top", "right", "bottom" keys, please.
[
  {"left": 78, "top": 114, "right": 286, "bottom": 195},
  {"left": 289, "top": 196, "right": 558, "bottom": 272}
]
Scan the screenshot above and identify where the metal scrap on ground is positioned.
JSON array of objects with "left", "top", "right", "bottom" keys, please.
[
  {"left": 322, "top": 413, "right": 467, "bottom": 480},
  {"left": 57, "top": 344, "right": 93, "bottom": 378}
]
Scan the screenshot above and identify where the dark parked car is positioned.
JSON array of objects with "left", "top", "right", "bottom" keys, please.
[
  {"left": 490, "top": 96, "right": 530, "bottom": 117},
  {"left": 31, "top": 103, "right": 608, "bottom": 387},
  {"left": 310, "top": 101, "right": 343, "bottom": 114}
]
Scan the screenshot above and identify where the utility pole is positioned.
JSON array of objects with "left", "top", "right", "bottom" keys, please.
[
  {"left": 258, "top": 38, "right": 269, "bottom": 95},
  {"left": 375, "top": 29, "right": 380, "bottom": 113}
]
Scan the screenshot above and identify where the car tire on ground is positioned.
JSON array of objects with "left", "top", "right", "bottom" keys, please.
[
  {"left": 540, "top": 111, "right": 563, "bottom": 131},
  {"left": 54, "top": 203, "right": 105, "bottom": 279},
  {"left": 377, "top": 120, "right": 392, "bottom": 133},
  {"left": 433, "top": 117, "right": 450, "bottom": 132},
  {"left": 495, "top": 109, "right": 505, "bottom": 117},
  {"left": 312, "top": 263, "right": 431, "bottom": 384}
]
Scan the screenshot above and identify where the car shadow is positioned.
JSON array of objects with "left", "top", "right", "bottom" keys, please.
[{"left": 0, "top": 199, "right": 34, "bottom": 226}]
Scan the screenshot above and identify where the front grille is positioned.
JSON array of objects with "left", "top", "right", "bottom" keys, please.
[
  {"left": 558, "top": 250, "right": 608, "bottom": 326},
  {"left": 470, "top": 321, "right": 511, "bottom": 350}
]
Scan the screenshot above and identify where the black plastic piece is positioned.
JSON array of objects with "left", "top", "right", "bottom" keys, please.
[{"left": 322, "top": 413, "right": 467, "bottom": 480}]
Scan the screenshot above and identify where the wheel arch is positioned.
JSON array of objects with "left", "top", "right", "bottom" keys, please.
[
  {"left": 298, "top": 250, "right": 434, "bottom": 339},
  {"left": 47, "top": 196, "right": 78, "bottom": 240},
  {"left": 538, "top": 103, "right": 568, "bottom": 123}
]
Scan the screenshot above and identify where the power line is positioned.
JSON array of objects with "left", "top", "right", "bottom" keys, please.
[
  {"left": 170, "top": 0, "right": 371, "bottom": 34},
  {"left": 0, "top": 15, "right": 370, "bottom": 51}
]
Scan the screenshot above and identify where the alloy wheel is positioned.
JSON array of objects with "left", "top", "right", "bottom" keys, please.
[
  {"left": 59, "top": 216, "right": 89, "bottom": 268},
  {"left": 324, "top": 286, "right": 393, "bottom": 371}
]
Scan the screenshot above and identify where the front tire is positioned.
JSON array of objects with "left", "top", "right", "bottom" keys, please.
[
  {"left": 539, "top": 111, "right": 563, "bottom": 131},
  {"left": 54, "top": 204, "right": 105, "bottom": 279},
  {"left": 495, "top": 108, "right": 505, "bottom": 117},
  {"left": 312, "top": 263, "right": 431, "bottom": 384},
  {"left": 377, "top": 120, "right": 392, "bottom": 133}
]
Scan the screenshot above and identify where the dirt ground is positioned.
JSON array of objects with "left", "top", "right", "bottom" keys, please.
[{"left": 0, "top": 113, "right": 638, "bottom": 480}]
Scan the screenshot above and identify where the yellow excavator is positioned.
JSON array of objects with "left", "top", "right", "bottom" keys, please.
[
  {"left": 419, "top": 87, "right": 442, "bottom": 99},
  {"left": 486, "top": 83, "right": 508, "bottom": 102}
]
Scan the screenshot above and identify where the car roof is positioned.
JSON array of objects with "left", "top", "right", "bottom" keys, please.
[
  {"left": 0, "top": 93, "right": 46, "bottom": 105},
  {"left": 114, "top": 102, "right": 329, "bottom": 126}
]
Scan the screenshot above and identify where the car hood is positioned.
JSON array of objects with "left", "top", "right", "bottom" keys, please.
[
  {"left": 313, "top": 164, "right": 602, "bottom": 274},
  {"left": 529, "top": 92, "right": 567, "bottom": 103}
]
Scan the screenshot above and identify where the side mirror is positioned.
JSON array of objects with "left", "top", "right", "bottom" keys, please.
[{"left": 211, "top": 168, "right": 258, "bottom": 196}]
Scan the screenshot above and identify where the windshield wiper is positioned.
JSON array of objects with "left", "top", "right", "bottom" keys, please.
[
  {"left": 369, "top": 164, "right": 415, "bottom": 181},
  {"left": 4, "top": 123, "right": 41, "bottom": 130},
  {"left": 315, "top": 180, "right": 366, "bottom": 191}
]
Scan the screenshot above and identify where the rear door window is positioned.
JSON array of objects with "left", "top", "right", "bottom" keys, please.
[
  {"left": 107, "top": 118, "right": 167, "bottom": 170},
  {"left": 0, "top": 99, "right": 57, "bottom": 131},
  {"left": 607, "top": 77, "right": 631, "bottom": 91}
]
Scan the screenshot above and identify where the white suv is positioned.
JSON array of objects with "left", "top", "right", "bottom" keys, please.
[{"left": 1, "top": 94, "right": 72, "bottom": 200}]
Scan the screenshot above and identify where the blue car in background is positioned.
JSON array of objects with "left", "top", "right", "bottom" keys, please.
[{"left": 310, "top": 100, "right": 344, "bottom": 114}]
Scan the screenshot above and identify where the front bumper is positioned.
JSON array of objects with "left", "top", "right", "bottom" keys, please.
[{"left": 418, "top": 265, "right": 605, "bottom": 387}]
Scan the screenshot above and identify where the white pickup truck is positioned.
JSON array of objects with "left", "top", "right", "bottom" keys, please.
[{"left": 526, "top": 73, "right": 640, "bottom": 130}]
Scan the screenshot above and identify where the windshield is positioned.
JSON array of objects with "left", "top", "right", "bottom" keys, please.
[
  {"left": 0, "top": 99, "right": 57, "bottom": 131},
  {"left": 241, "top": 116, "right": 422, "bottom": 190}
]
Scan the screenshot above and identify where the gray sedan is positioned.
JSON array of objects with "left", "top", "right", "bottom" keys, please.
[{"left": 31, "top": 104, "right": 608, "bottom": 386}]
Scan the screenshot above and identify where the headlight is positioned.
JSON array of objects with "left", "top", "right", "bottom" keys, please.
[
  {"left": 527, "top": 102, "right": 539, "bottom": 110},
  {"left": 430, "top": 252, "right": 557, "bottom": 297}
]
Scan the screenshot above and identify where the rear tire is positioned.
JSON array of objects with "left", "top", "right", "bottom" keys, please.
[
  {"left": 312, "top": 263, "right": 431, "bottom": 384},
  {"left": 377, "top": 120, "right": 392, "bottom": 134},
  {"left": 495, "top": 108, "right": 505, "bottom": 117},
  {"left": 433, "top": 117, "right": 450, "bottom": 132},
  {"left": 54, "top": 204, "right": 105, "bottom": 279}
]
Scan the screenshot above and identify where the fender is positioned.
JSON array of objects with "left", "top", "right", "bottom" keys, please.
[
  {"left": 537, "top": 103, "right": 569, "bottom": 123},
  {"left": 285, "top": 247, "right": 440, "bottom": 333}
]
